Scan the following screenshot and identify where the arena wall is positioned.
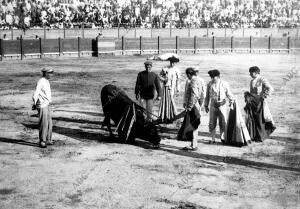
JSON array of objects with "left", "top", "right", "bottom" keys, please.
[
  {"left": 0, "top": 36, "right": 299, "bottom": 61},
  {"left": 0, "top": 28, "right": 299, "bottom": 40}
]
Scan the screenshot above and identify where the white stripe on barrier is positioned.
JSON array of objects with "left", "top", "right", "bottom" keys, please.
[
  {"left": 3, "top": 54, "right": 20, "bottom": 57},
  {"left": 24, "top": 53, "right": 41, "bottom": 56},
  {"left": 62, "top": 52, "right": 78, "bottom": 54},
  {"left": 43, "top": 52, "right": 60, "bottom": 55}
]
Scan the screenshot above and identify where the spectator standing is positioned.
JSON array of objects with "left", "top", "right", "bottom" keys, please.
[
  {"left": 32, "top": 67, "right": 54, "bottom": 148},
  {"left": 3, "top": 33, "right": 9, "bottom": 40}
]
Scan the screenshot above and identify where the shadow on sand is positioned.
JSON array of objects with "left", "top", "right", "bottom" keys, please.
[
  {"left": 21, "top": 117, "right": 300, "bottom": 173},
  {"left": 158, "top": 127, "right": 221, "bottom": 139},
  {"left": 133, "top": 140, "right": 300, "bottom": 173},
  {"left": 53, "top": 109, "right": 104, "bottom": 117},
  {"left": 269, "top": 135, "right": 300, "bottom": 144},
  {"left": 0, "top": 137, "right": 40, "bottom": 147},
  {"left": 22, "top": 123, "right": 123, "bottom": 144},
  {"left": 52, "top": 116, "right": 102, "bottom": 125}
]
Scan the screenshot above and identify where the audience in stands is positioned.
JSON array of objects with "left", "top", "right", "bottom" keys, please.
[{"left": 0, "top": 0, "right": 299, "bottom": 29}]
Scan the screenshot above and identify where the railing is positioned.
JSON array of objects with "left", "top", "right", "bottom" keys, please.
[
  {"left": 0, "top": 36, "right": 299, "bottom": 61},
  {"left": 0, "top": 27, "right": 299, "bottom": 40}
]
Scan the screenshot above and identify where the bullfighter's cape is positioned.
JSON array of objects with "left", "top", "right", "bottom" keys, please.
[
  {"left": 177, "top": 106, "right": 201, "bottom": 141},
  {"left": 244, "top": 92, "right": 275, "bottom": 142},
  {"left": 225, "top": 101, "right": 251, "bottom": 146}
]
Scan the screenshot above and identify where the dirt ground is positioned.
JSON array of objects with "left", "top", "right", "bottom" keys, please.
[{"left": 0, "top": 54, "right": 299, "bottom": 209}]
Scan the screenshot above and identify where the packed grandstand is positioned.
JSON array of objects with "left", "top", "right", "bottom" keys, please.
[{"left": 0, "top": 0, "right": 299, "bottom": 29}]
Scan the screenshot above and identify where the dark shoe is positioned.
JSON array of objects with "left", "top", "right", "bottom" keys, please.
[
  {"left": 208, "top": 140, "right": 216, "bottom": 144},
  {"left": 181, "top": 146, "right": 198, "bottom": 151},
  {"left": 181, "top": 146, "right": 190, "bottom": 151},
  {"left": 221, "top": 140, "right": 226, "bottom": 144},
  {"left": 39, "top": 141, "right": 47, "bottom": 148}
]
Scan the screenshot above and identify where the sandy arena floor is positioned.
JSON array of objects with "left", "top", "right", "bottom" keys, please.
[{"left": 0, "top": 54, "right": 299, "bottom": 209}]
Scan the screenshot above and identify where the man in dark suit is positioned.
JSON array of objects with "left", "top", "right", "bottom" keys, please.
[{"left": 135, "top": 61, "right": 162, "bottom": 122}]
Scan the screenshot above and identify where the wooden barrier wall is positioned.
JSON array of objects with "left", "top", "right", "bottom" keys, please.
[
  {"left": 0, "top": 36, "right": 299, "bottom": 60},
  {"left": 1, "top": 28, "right": 299, "bottom": 40}
]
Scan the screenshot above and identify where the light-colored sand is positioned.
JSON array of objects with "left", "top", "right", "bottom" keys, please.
[{"left": 0, "top": 54, "right": 299, "bottom": 209}]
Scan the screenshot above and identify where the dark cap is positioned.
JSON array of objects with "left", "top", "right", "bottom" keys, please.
[
  {"left": 144, "top": 60, "right": 152, "bottom": 66},
  {"left": 249, "top": 66, "right": 260, "bottom": 73},
  {"left": 186, "top": 67, "right": 198, "bottom": 76},
  {"left": 208, "top": 69, "right": 220, "bottom": 78}
]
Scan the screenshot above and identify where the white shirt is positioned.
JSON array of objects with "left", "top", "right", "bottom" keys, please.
[{"left": 33, "top": 77, "right": 52, "bottom": 108}]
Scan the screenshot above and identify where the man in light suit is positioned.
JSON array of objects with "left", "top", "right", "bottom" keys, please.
[
  {"left": 32, "top": 67, "right": 54, "bottom": 148},
  {"left": 204, "top": 69, "right": 234, "bottom": 144}
]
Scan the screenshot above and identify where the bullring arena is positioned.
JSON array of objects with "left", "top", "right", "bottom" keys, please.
[{"left": 0, "top": 27, "right": 300, "bottom": 209}]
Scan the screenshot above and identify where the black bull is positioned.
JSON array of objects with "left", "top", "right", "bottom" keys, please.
[{"left": 101, "top": 84, "right": 161, "bottom": 146}]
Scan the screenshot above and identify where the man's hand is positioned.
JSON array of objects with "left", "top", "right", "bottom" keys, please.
[
  {"left": 261, "top": 92, "right": 268, "bottom": 99},
  {"left": 32, "top": 104, "right": 37, "bottom": 110},
  {"left": 205, "top": 106, "right": 209, "bottom": 113},
  {"left": 155, "top": 96, "right": 161, "bottom": 101}
]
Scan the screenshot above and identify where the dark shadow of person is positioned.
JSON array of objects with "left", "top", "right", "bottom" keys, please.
[{"left": 0, "top": 137, "right": 40, "bottom": 147}]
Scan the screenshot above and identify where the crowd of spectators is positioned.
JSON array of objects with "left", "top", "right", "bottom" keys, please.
[{"left": 0, "top": 0, "right": 300, "bottom": 29}]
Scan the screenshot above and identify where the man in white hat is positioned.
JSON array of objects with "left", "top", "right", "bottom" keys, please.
[{"left": 32, "top": 67, "right": 54, "bottom": 148}]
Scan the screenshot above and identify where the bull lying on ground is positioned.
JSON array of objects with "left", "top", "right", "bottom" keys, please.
[{"left": 101, "top": 84, "right": 161, "bottom": 147}]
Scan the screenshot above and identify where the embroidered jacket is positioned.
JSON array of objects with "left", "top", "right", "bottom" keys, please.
[
  {"left": 184, "top": 76, "right": 206, "bottom": 111},
  {"left": 250, "top": 75, "right": 273, "bottom": 98},
  {"left": 204, "top": 79, "right": 233, "bottom": 107}
]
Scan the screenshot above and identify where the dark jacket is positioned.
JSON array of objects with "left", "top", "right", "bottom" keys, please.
[{"left": 135, "top": 70, "right": 162, "bottom": 100}]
